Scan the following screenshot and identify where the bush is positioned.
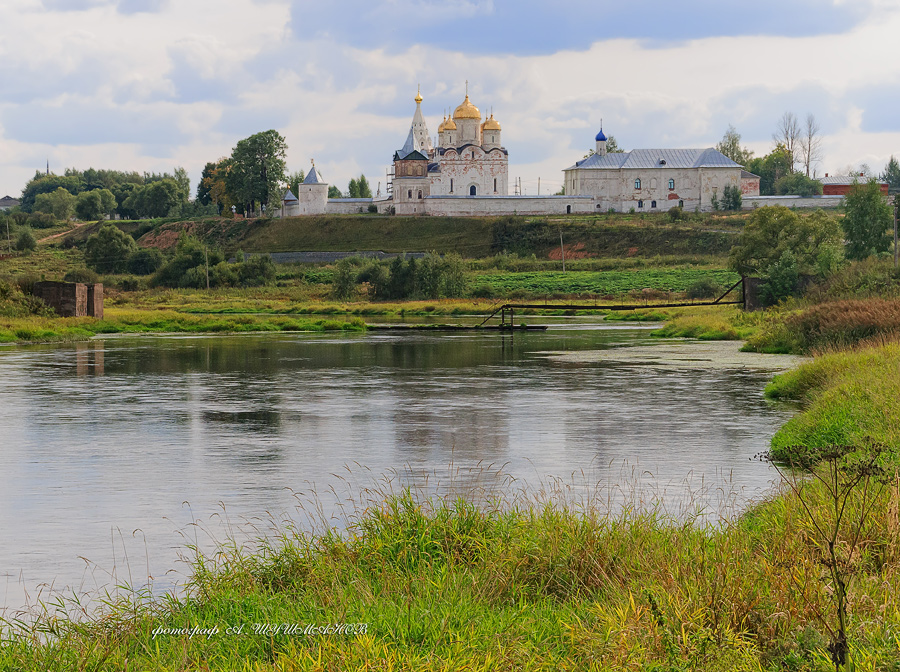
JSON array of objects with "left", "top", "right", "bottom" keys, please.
[
  {"left": 84, "top": 224, "right": 138, "bottom": 273},
  {"left": 152, "top": 235, "right": 223, "bottom": 287},
  {"left": 127, "top": 248, "right": 164, "bottom": 275},
  {"left": 15, "top": 229, "right": 36, "bottom": 252},
  {"left": 238, "top": 254, "right": 276, "bottom": 286},
  {"left": 774, "top": 172, "right": 824, "bottom": 197},
  {"left": 685, "top": 277, "right": 723, "bottom": 300},
  {"left": 667, "top": 206, "right": 685, "bottom": 222},
  {"left": 367, "top": 204, "right": 378, "bottom": 213},
  {"left": 63, "top": 268, "right": 101, "bottom": 284},
  {"left": 722, "top": 184, "right": 743, "bottom": 210},
  {"left": 759, "top": 249, "right": 799, "bottom": 306},
  {"left": 26, "top": 212, "right": 58, "bottom": 229}
]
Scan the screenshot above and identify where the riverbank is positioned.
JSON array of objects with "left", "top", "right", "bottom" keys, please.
[{"left": 3, "top": 474, "right": 898, "bottom": 670}]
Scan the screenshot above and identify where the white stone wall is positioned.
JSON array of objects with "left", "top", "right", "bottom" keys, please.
[
  {"left": 326, "top": 199, "right": 374, "bottom": 214},
  {"left": 742, "top": 195, "right": 844, "bottom": 210},
  {"left": 424, "top": 196, "right": 595, "bottom": 216}
]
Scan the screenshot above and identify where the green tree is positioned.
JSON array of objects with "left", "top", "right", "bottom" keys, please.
[
  {"left": 348, "top": 178, "right": 360, "bottom": 198},
  {"left": 357, "top": 174, "right": 372, "bottom": 198},
  {"left": 33, "top": 187, "right": 76, "bottom": 221},
  {"left": 84, "top": 224, "right": 138, "bottom": 273},
  {"left": 20, "top": 173, "right": 84, "bottom": 212},
  {"left": 879, "top": 156, "right": 900, "bottom": 195},
  {"left": 774, "top": 172, "right": 824, "bottom": 197},
  {"left": 75, "top": 189, "right": 117, "bottom": 221},
  {"left": 15, "top": 228, "right": 36, "bottom": 253},
  {"left": 126, "top": 248, "right": 164, "bottom": 275},
  {"left": 327, "top": 185, "right": 342, "bottom": 199},
  {"left": 124, "top": 179, "right": 180, "bottom": 218},
  {"left": 285, "top": 170, "right": 306, "bottom": 197},
  {"left": 745, "top": 144, "right": 794, "bottom": 195},
  {"left": 759, "top": 249, "right": 799, "bottom": 306},
  {"left": 721, "top": 184, "right": 742, "bottom": 211},
  {"left": 842, "top": 178, "right": 893, "bottom": 260},
  {"left": 196, "top": 162, "right": 216, "bottom": 205},
  {"left": 716, "top": 125, "right": 754, "bottom": 165},
  {"left": 729, "top": 206, "right": 844, "bottom": 278},
  {"left": 172, "top": 166, "right": 190, "bottom": 205},
  {"left": 225, "top": 130, "right": 287, "bottom": 215}
]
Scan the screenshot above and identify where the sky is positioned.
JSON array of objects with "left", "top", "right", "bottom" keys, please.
[{"left": 2, "top": 0, "right": 900, "bottom": 198}]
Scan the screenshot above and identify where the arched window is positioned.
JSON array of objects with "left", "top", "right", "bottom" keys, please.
[
  {"left": 566, "top": 205, "right": 572, "bottom": 214},
  {"left": 407, "top": 190, "right": 412, "bottom": 199},
  {"left": 450, "top": 179, "right": 454, "bottom": 193},
  {"left": 469, "top": 185, "right": 477, "bottom": 196},
  {"left": 668, "top": 179, "right": 675, "bottom": 190},
  {"left": 634, "top": 178, "right": 641, "bottom": 190},
  {"left": 678, "top": 200, "right": 684, "bottom": 208},
  {"left": 493, "top": 178, "right": 497, "bottom": 192},
  {"left": 651, "top": 200, "right": 657, "bottom": 208},
  {"left": 417, "top": 190, "right": 423, "bottom": 200},
  {"left": 638, "top": 200, "right": 644, "bottom": 208}
]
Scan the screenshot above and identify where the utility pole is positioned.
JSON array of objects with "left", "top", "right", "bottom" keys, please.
[
  {"left": 559, "top": 227, "right": 565, "bottom": 272},
  {"left": 538, "top": 177, "right": 541, "bottom": 195},
  {"left": 894, "top": 196, "right": 898, "bottom": 269}
]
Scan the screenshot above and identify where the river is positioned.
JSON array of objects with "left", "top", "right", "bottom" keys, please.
[{"left": 0, "top": 321, "right": 801, "bottom": 617}]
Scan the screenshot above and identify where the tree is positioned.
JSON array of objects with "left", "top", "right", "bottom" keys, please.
[
  {"left": 721, "top": 184, "right": 742, "bottom": 211},
  {"left": 348, "top": 177, "right": 360, "bottom": 198},
  {"left": 879, "top": 156, "right": 900, "bottom": 195},
  {"left": 196, "top": 162, "right": 216, "bottom": 205},
  {"left": 172, "top": 166, "right": 191, "bottom": 206},
  {"left": 75, "top": 188, "right": 117, "bottom": 221},
  {"left": 328, "top": 185, "right": 342, "bottom": 199},
  {"left": 15, "top": 229, "right": 36, "bottom": 253},
  {"left": 200, "top": 159, "right": 231, "bottom": 214},
  {"left": 842, "top": 178, "right": 893, "bottom": 260},
  {"left": 20, "top": 173, "right": 84, "bottom": 212},
  {"left": 716, "top": 125, "right": 753, "bottom": 165},
  {"left": 126, "top": 248, "right": 164, "bottom": 275},
  {"left": 225, "top": 130, "right": 287, "bottom": 215},
  {"left": 773, "top": 111, "right": 801, "bottom": 172},
  {"left": 799, "top": 113, "right": 823, "bottom": 177},
  {"left": 729, "top": 205, "right": 844, "bottom": 278},
  {"left": 774, "top": 172, "right": 824, "bottom": 197},
  {"left": 745, "top": 144, "right": 794, "bottom": 195},
  {"left": 84, "top": 224, "right": 138, "bottom": 273},
  {"left": 285, "top": 170, "right": 306, "bottom": 197},
  {"left": 357, "top": 174, "right": 372, "bottom": 198},
  {"left": 123, "top": 179, "right": 180, "bottom": 218},
  {"left": 33, "top": 187, "right": 76, "bottom": 221}
]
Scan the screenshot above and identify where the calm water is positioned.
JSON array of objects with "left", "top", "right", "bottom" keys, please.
[{"left": 0, "top": 323, "right": 795, "bottom": 615}]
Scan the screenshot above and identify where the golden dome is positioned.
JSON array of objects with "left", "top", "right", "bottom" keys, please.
[
  {"left": 453, "top": 94, "right": 480, "bottom": 120},
  {"left": 437, "top": 115, "right": 447, "bottom": 132},
  {"left": 414, "top": 88, "right": 423, "bottom": 104},
  {"left": 482, "top": 114, "right": 501, "bottom": 131},
  {"left": 443, "top": 116, "right": 457, "bottom": 130}
]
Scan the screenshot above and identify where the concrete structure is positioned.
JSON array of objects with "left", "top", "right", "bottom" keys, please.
[
  {"left": 740, "top": 170, "right": 761, "bottom": 196},
  {"left": 0, "top": 195, "right": 20, "bottom": 211},
  {"left": 33, "top": 281, "right": 103, "bottom": 318},
  {"left": 742, "top": 195, "right": 845, "bottom": 210},
  {"left": 817, "top": 174, "right": 889, "bottom": 196}
]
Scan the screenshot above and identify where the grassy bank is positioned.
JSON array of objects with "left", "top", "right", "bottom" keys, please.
[
  {"left": 764, "top": 340, "right": 900, "bottom": 464},
  {"left": 3, "top": 479, "right": 899, "bottom": 670},
  {"left": 0, "top": 310, "right": 366, "bottom": 343}
]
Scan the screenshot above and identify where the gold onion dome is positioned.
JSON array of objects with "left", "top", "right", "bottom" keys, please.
[
  {"left": 482, "top": 114, "right": 501, "bottom": 131},
  {"left": 415, "top": 90, "right": 423, "bottom": 104},
  {"left": 443, "top": 116, "right": 457, "bottom": 130},
  {"left": 438, "top": 114, "right": 447, "bottom": 132},
  {"left": 453, "top": 94, "right": 480, "bottom": 119}
]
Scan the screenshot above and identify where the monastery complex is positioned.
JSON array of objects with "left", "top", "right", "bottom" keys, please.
[{"left": 282, "top": 88, "right": 843, "bottom": 218}]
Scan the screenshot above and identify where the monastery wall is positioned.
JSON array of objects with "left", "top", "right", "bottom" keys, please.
[
  {"left": 326, "top": 199, "right": 374, "bottom": 214},
  {"left": 424, "top": 195, "right": 595, "bottom": 216},
  {"left": 742, "top": 195, "right": 844, "bottom": 210}
]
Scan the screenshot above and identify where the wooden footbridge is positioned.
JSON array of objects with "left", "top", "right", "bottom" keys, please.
[{"left": 480, "top": 278, "right": 747, "bottom": 329}]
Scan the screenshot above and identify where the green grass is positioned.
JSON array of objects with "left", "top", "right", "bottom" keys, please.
[
  {"left": 470, "top": 268, "right": 740, "bottom": 298},
  {"left": 3, "top": 478, "right": 900, "bottom": 671},
  {"left": 764, "top": 341, "right": 900, "bottom": 464}
]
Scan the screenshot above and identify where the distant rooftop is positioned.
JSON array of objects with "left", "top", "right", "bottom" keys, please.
[{"left": 568, "top": 148, "right": 741, "bottom": 171}]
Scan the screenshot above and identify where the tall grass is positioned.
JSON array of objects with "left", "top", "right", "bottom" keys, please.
[{"left": 3, "top": 471, "right": 900, "bottom": 670}]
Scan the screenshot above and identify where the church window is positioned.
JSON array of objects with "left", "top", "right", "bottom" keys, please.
[
  {"left": 450, "top": 179, "right": 454, "bottom": 193},
  {"left": 679, "top": 200, "right": 684, "bottom": 207},
  {"left": 418, "top": 190, "right": 423, "bottom": 199},
  {"left": 493, "top": 178, "right": 497, "bottom": 192},
  {"left": 651, "top": 200, "right": 657, "bottom": 208},
  {"left": 566, "top": 205, "right": 572, "bottom": 214},
  {"left": 638, "top": 200, "right": 643, "bottom": 208},
  {"left": 634, "top": 178, "right": 641, "bottom": 189},
  {"left": 407, "top": 190, "right": 412, "bottom": 199},
  {"left": 668, "top": 179, "right": 675, "bottom": 190},
  {"left": 469, "top": 185, "right": 477, "bottom": 196}
]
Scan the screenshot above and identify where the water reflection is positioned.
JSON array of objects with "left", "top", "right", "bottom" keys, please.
[{"left": 0, "top": 327, "right": 795, "bottom": 615}]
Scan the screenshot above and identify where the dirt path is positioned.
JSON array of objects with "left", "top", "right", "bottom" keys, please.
[{"left": 38, "top": 222, "right": 87, "bottom": 243}]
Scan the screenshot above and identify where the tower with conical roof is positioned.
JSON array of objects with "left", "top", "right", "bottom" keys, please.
[
  {"left": 399, "top": 86, "right": 433, "bottom": 158},
  {"left": 294, "top": 159, "right": 328, "bottom": 215}
]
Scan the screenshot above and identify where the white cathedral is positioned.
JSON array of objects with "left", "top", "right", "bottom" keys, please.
[{"left": 282, "top": 87, "right": 758, "bottom": 217}]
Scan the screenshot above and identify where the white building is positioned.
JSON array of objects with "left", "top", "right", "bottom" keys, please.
[{"left": 562, "top": 130, "right": 757, "bottom": 212}]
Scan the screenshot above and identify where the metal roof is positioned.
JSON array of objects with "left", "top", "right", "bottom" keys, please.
[
  {"left": 816, "top": 175, "right": 880, "bottom": 185},
  {"left": 566, "top": 148, "right": 741, "bottom": 171},
  {"left": 303, "top": 165, "right": 323, "bottom": 184},
  {"left": 282, "top": 189, "right": 298, "bottom": 202},
  {"left": 741, "top": 170, "right": 760, "bottom": 179}
]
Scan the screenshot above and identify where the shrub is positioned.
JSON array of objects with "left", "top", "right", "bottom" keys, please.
[
  {"left": 15, "top": 229, "right": 36, "bottom": 252},
  {"left": 84, "top": 224, "right": 138, "bottom": 273},
  {"left": 367, "top": 204, "right": 378, "bottom": 213},
  {"left": 331, "top": 257, "right": 361, "bottom": 300},
  {"left": 722, "top": 184, "right": 743, "bottom": 210},
  {"left": 760, "top": 249, "right": 799, "bottom": 306},
  {"left": 126, "top": 248, "right": 164, "bottom": 275},
  {"left": 667, "top": 205, "right": 685, "bottom": 222},
  {"left": 685, "top": 277, "right": 723, "bottom": 300},
  {"left": 774, "top": 172, "right": 823, "bottom": 197},
  {"left": 238, "top": 254, "right": 276, "bottom": 286},
  {"left": 63, "top": 268, "right": 101, "bottom": 284}
]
